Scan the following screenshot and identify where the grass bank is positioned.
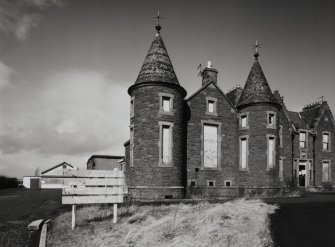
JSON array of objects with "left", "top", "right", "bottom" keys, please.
[{"left": 50, "top": 199, "right": 278, "bottom": 247}]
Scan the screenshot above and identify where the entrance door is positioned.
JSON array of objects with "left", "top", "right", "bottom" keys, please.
[{"left": 298, "top": 163, "right": 307, "bottom": 187}]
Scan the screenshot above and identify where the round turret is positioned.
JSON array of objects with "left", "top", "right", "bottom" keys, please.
[
  {"left": 125, "top": 26, "right": 187, "bottom": 200},
  {"left": 237, "top": 54, "right": 281, "bottom": 187}
]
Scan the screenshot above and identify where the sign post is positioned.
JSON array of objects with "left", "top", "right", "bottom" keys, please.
[
  {"left": 72, "top": 205, "right": 76, "bottom": 230},
  {"left": 62, "top": 168, "right": 127, "bottom": 229}
]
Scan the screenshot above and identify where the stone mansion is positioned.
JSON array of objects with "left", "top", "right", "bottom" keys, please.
[{"left": 123, "top": 23, "right": 335, "bottom": 200}]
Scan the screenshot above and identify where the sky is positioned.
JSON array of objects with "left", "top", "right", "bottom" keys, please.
[{"left": 0, "top": 0, "right": 334, "bottom": 178}]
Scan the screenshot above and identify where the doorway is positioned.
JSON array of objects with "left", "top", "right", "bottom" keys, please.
[{"left": 298, "top": 163, "right": 306, "bottom": 187}]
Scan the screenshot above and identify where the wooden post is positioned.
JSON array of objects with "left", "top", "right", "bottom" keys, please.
[
  {"left": 72, "top": 205, "right": 76, "bottom": 230},
  {"left": 113, "top": 203, "right": 117, "bottom": 223}
]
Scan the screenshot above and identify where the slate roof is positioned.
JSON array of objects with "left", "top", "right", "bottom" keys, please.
[
  {"left": 237, "top": 60, "right": 278, "bottom": 108},
  {"left": 226, "top": 87, "right": 242, "bottom": 106},
  {"left": 41, "top": 162, "right": 73, "bottom": 175},
  {"left": 300, "top": 102, "right": 324, "bottom": 128},
  {"left": 135, "top": 33, "right": 179, "bottom": 85},
  {"left": 287, "top": 111, "right": 307, "bottom": 129}
]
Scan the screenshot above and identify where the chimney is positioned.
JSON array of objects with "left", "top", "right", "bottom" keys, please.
[{"left": 201, "top": 61, "right": 218, "bottom": 86}]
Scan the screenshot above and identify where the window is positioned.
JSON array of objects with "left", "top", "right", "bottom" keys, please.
[
  {"left": 267, "top": 135, "right": 276, "bottom": 169},
  {"left": 158, "top": 122, "right": 173, "bottom": 166},
  {"left": 224, "top": 180, "right": 232, "bottom": 187},
  {"left": 208, "top": 101, "right": 215, "bottom": 113},
  {"left": 130, "top": 96, "right": 134, "bottom": 117},
  {"left": 190, "top": 180, "right": 196, "bottom": 187},
  {"left": 241, "top": 116, "right": 247, "bottom": 127},
  {"left": 162, "top": 97, "right": 171, "bottom": 112},
  {"left": 207, "top": 180, "right": 215, "bottom": 187},
  {"left": 266, "top": 111, "right": 276, "bottom": 128},
  {"left": 239, "top": 136, "right": 249, "bottom": 170},
  {"left": 239, "top": 113, "right": 249, "bottom": 129},
  {"left": 299, "top": 131, "right": 307, "bottom": 149},
  {"left": 322, "top": 161, "right": 331, "bottom": 182},
  {"left": 323, "top": 132, "right": 331, "bottom": 151},
  {"left": 159, "top": 93, "right": 174, "bottom": 115},
  {"left": 203, "top": 124, "right": 218, "bottom": 168},
  {"left": 195, "top": 168, "right": 199, "bottom": 172},
  {"left": 279, "top": 158, "right": 284, "bottom": 181},
  {"left": 130, "top": 125, "right": 134, "bottom": 166},
  {"left": 206, "top": 97, "right": 217, "bottom": 115},
  {"left": 308, "top": 161, "right": 313, "bottom": 181},
  {"left": 279, "top": 125, "right": 283, "bottom": 148}
]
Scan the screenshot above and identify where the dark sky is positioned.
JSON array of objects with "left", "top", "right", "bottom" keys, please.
[{"left": 0, "top": 0, "right": 334, "bottom": 177}]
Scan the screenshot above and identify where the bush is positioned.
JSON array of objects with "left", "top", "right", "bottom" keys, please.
[
  {"left": 0, "top": 176, "right": 19, "bottom": 189},
  {"left": 322, "top": 182, "right": 333, "bottom": 192}
]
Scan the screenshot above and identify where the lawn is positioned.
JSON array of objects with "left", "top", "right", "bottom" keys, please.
[
  {"left": 0, "top": 188, "right": 64, "bottom": 247},
  {"left": 50, "top": 199, "right": 278, "bottom": 247}
]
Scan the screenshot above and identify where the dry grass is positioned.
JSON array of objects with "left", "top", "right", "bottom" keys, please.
[{"left": 50, "top": 199, "right": 278, "bottom": 247}]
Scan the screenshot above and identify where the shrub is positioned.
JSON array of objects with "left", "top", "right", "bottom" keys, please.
[
  {"left": 322, "top": 182, "right": 333, "bottom": 192},
  {"left": 0, "top": 176, "right": 19, "bottom": 189}
]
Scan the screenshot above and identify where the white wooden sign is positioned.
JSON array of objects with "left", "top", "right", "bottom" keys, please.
[{"left": 62, "top": 168, "right": 127, "bottom": 229}]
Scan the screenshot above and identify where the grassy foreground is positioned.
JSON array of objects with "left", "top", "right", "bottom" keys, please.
[{"left": 50, "top": 199, "right": 278, "bottom": 247}]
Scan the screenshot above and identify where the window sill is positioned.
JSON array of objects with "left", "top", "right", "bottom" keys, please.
[
  {"left": 201, "top": 167, "right": 221, "bottom": 171},
  {"left": 239, "top": 126, "right": 249, "bottom": 130},
  {"left": 158, "top": 110, "right": 174, "bottom": 116},
  {"left": 205, "top": 112, "right": 218, "bottom": 116},
  {"left": 239, "top": 168, "right": 249, "bottom": 172},
  {"left": 322, "top": 149, "right": 332, "bottom": 152},
  {"left": 158, "top": 162, "right": 173, "bottom": 167},
  {"left": 266, "top": 125, "right": 276, "bottom": 129}
]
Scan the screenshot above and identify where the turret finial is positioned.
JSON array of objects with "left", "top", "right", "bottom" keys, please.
[
  {"left": 253, "top": 40, "right": 261, "bottom": 60},
  {"left": 152, "top": 10, "right": 165, "bottom": 34}
]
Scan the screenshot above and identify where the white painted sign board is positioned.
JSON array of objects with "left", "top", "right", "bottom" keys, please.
[{"left": 62, "top": 168, "right": 126, "bottom": 229}]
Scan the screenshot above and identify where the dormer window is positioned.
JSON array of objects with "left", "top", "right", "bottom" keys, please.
[
  {"left": 299, "top": 131, "right": 307, "bottom": 149},
  {"left": 159, "top": 93, "right": 174, "bottom": 115},
  {"left": 206, "top": 97, "right": 217, "bottom": 115},
  {"left": 266, "top": 112, "right": 276, "bottom": 128}
]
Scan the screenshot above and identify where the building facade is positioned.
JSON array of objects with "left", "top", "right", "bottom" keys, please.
[{"left": 124, "top": 24, "right": 335, "bottom": 200}]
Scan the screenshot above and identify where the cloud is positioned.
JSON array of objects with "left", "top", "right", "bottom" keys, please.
[
  {"left": 0, "top": 69, "right": 129, "bottom": 156},
  {"left": 0, "top": 60, "right": 13, "bottom": 89},
  {"left": 0, "top": 0, "right": 61, "bottom": 40}
]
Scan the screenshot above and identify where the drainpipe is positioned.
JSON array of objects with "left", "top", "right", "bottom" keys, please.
[
  {"left": 313, "top": 134, "right": 316, "bottom": 187},
  {"left": 291, "top": 133, "right": 295, "bottom": 184}
]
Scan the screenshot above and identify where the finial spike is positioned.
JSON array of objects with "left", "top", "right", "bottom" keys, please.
[
  {"left": 153, "top": 10, "right": 165, "bottom": 34},
  {"left": 253, "top": 40, "right": 261, "bottom": 60}
]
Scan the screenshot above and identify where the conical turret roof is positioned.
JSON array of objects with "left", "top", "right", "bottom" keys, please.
[
  {"left": 237, "top": 58, "right": 278, "bottom": 108},
  {"left": 134, "top": 33, "right": 179, "bottom": 85}
]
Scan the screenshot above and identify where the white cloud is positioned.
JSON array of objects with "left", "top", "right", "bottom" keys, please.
[
  {"left": 0, "top": 0, "right": 62, "bottom": 40},
  {"left": 0, "top": 69, "right": 129, "bottom": 158},
  {"left": 0, "top": 60, "right": 13, "bottom": 89}
]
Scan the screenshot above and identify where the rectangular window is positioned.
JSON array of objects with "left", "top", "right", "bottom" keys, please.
[
  {"left": 279, "top": 158, "right": 284, "bottom": 181},
  {"left": 267, "top": 135, "right": 275, "bottom": 169},
  {"left": 162, "top": 96, "right": 171, "bottom": 112},
  {"left": 299, "top": 132, "right": 306, "bottom": 149},
  {"left": 130, "top": 125, "right": 134, "bottom": 166},
  {"left": 322, "top": 161, "right": 331, "bottom": 182},
  {"left": 224, "top": 180, "right": 232, "bottom": 187},
  {"left": 207, "top": 180, "right": 215, "bottom": 187},
  {"left": 159, "top": 93, "right": 174, "bottom": 115},
  {"left": 241, "top": 115, "right": 247, "bottom": 128},
  {"left": 162, "top": 125, "right": 172, "bottom": 164},
  {"left": 267, "top": 112, "right": 276, "bottom": 128},
  {"left": 323, "top": 132, "right": 330, "bottom": 151},
  {"left": 206, "top": 97, "right": 217, "bottom": 115},
  {"left": 208, "top": 100, "right": 215, "bottom": 113},
  {"left": 240, "top": 137, "right": 248, "bottom": 170},
  {"left": 203, "top": 124, "right": 218, "bottom": 168}
]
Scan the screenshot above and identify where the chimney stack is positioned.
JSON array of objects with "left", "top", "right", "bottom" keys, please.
[{"left": 201, "top": 61, "right": 218, "bottom": 86}]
